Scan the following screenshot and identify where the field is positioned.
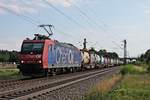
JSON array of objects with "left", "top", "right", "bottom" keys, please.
[
  {"left": 0, "top": 63, "right": 17, "bottom": 69},
  {"left": 0, "top": 68, "right": 21, "bottom": 80},
  {"left": 85, "top": 64, "right": 150, "bottom": 100},
  {"left": 107, "top": 74, "right": 150, "bottom": 100}
]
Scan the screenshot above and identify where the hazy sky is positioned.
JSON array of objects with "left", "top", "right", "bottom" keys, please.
[{"left": 0, "top": 0, "right": 150, "bottom": 57}]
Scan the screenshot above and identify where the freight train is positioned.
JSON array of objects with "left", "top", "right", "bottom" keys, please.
[{"left": 18, "top": 31, "right": 123, "bottom": 76}]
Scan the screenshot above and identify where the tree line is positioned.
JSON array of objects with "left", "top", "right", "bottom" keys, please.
[
  {"left": 138, "top": 49, "right": 150, "bottom": 65},
  {"left": 90, "top": 48, "right": 119, "bottom": 58},
  {"left": 0, "top": 50, "right": 19, "bottom": 62}
]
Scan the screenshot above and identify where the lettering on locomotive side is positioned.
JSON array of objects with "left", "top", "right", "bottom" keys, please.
[
  {"left": 68, "top": 50, "right": 74, "bottom": 64},
  {"left": 48, "top": 45, "right": 76, "bottom": 64},
  {"left": 57, "top": 47, "right": 74, "bottom": 64},
  {"left": 56, "top": 47, "right": 61, "bottom": 64}
]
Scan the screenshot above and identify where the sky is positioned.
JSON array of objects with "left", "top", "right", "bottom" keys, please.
[{"left": 0, "top": 0, "right": 150, "bottom": 57}]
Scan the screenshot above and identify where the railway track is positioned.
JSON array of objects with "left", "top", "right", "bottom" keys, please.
[
  {"left": 0, "top": 77, "right": 50, "bottom": 93},
  {"left": 0, "top": 67, "right": 120, "bottom": 100},
  {"left": 0, "top": 68, "right": 111, "bottom": 92}
]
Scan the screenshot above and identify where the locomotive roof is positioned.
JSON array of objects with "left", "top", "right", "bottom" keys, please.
[
  {"left": 23, "top": 40, "right": 45, "bottom": 43},
  {"left": 23, "top": 39, "right": 78, "bottom": 50}
]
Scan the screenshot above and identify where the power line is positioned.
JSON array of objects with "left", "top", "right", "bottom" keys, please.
[
  {"left": 10, "top": 0, "right": 80, "bottom": 41},
  {"left": 112, "top": 41, "right": 123, "bottom": 50},
  {"left": 0, "top": 4, "right": 78, "bottom": 42},
  {"left": 84, "top": 3, "right": 108, "bottom": 28},
  {"left": 53, "top": 27, "right": 78, "bottom": 39},
  {"left": 69, "top": 1, "right": 122, "bottom": 50},
  {"left": 42, "top": 1, "right": 125, "bottom": 55},
  {"left": 42, "top": 0, "right": 88, "bottom": 32},
  {"left": 70, "top": 2, "right": 108, "bottom": 33},
  {"left": 66, "top": 3, "right": 96, "bottom": 30},
  {"left": 52, "top": 1, "right": 104, "bottom": 49},
  {"left": 42, "top": 0, "right": 105, "bottom": 42},
  {"left": 20, "top": 0, "right": 41, "bottom": 24},
  {"left": 2, "top": 0, "right": 122, "bottom": 52},
  {"left": 0, "top": 6, "right": 38, "bottom": 25},
  {"left": 42, "top": 0, "right": 105, "bottom": 47},
  {"left": 0, "top": 1, "right": 91, "bottom": 50},
  {"left": 19, "top": 0, "right": 77, "bottom": 39},
  {"left": 82, "top": 2, "right": 123, "bottom": 42}
]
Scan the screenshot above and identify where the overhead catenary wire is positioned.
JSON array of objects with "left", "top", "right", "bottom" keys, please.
[
  {"left": 17, "top": 0, "right": 98, "bottom": 45},
  {"left": 53, "top": 27, "right": 79, "bottom": 39},
  {"left": 69, "top": 2, "right": 108, "bottom": 33},
  {"left": 0, "top": 6, "right": 38, "bottom": 26},
  {"left": 47, "top": 0, "right": 103, "bottom": 48},
  {"left": 2, "top": 1, "right": 120, "bottom": 52},
  {"left": 0, "top": 3, "right": 78, "bottom": 44},
  {"left": 112, "top": 41, "right": 124, "bottom": 57},
  {"left": 53, "top": 27, "right": 83, "bottom": 45},
  {"left": 42, "top": 0, "right": 89, "bottom": 32},
  {"left": 84, "top": 3, "right": 108, "bottom": 28},
  {"left": 81, "top": 2, "right": 123, "bottom": 41},
  {"left": 112, "top": 41, "right": 123, "bottom": 50},
  {"left": 19, "top": 0, "right": 41, "bottom": 24},
  {"left": 18, "top": 0, "right": 75, "bottom": 38},
  {"left": 23, "top": 0, "right": 85, "bottom": 45},
  {"left": 62, "top": 1, "right": 96, "bottom": 32},
  {"left": 54, "top": 26, "right": 102, "bottom": 49},
  {"left": 63, "top": 1, "right": 120, "bottom": 50},
  {"left": 0, "top": 1, "right": 103, "bottom": 51},
  {"left": 42, "top": 0, "right": 104, "bottom": 48},
  {"left": 40, "top": 1, "right": 124, "bottom": 54},
  {"left": 82, "top": 2, "right": 126, "bottom": 55}
]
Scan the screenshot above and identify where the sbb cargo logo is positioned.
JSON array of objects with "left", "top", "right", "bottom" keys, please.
[
  {"left": 56, "top": 47, "right": 61, "bottom": 64},
  {"left": 55, "top": 47, "right": 74, "bottom": 64},
  {"left": 49, "top": 45, "right": 74, "bottom": 64}
]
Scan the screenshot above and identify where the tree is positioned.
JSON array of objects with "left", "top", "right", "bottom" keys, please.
[
  {"left": 0, "top": 50, "right": 19, "bottom": 62},
  {"left": 107, "top": 52, "right": 119, "bottom": 58},
  {"left": 8, "top": 51, "right": 19, "bottom": 62},
  {"left": 89, "top": 47, "right": 98, "bottom": 54},
  {"left": 145, "top": 49, "right": 150, "bottom": 64},
  {"left": 139, "top": 49, "right": 150, "bottom": 64},
  {"left": 98, "top": 49, "right": 107, "bottom": 56}
]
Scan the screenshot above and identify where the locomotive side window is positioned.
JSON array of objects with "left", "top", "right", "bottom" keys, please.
[{"left": 21, "top": 43, "right": 44, "bottom": 54}]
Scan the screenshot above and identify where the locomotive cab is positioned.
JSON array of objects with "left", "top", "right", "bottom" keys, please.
[
  {"left": 18, "top": 40, "right": 46, "bottom": 76},
  {"left": 18, "top": 33, "right": 53, "bottom": 76}
]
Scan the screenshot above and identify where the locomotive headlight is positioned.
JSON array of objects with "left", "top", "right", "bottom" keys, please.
[
  {"left": 21, "top": 60, "right": 24, "bottom": 63},
  {"left": 38, "top": 60, "right": 42, "bottom": 63}
]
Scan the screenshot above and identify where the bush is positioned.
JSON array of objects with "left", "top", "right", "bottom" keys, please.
[
  {"left": 147, "top": 66, "right": 150, "bottom": 73},
  {"left": 85, "top": 74, "right": 122, "bottom": 100},
  {"left": 121, "top": 65, "right": 146, "bottom": 75},
  {"left": 146, "top": 61, "right": 150, "bottom": 72},
  {"left": 135, "top": 61, "right": 147, "bottom": 67}
]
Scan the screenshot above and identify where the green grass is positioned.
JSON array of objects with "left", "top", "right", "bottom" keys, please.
[
  {"left": 0, "top": 69, "right": 22, "bottom": 80},
  {"left": 85, "top": 65, "right": 150, "bottom": 100},
  {"left": 120, "top": 64, "right": 146, "bottom": 75},
  {"left": 85, "top": 74, "right": 122, "bottom": 100},
  {"left": 106, "top": 74, "right": 150, "bottom": 100}
]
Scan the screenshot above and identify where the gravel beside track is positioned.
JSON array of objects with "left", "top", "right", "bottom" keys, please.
[
  {"left": 36, "top": 70, "right": 118, "bottom": 100},
  {"left": 0, "top": 67, "right": 120, "bottom": 100}
]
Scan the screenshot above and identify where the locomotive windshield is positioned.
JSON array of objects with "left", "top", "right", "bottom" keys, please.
[{"left": 21, "top": 43, "right": 44, "bottom": 54}]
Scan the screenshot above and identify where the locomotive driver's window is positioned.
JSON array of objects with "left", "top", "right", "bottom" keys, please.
[{"left": 21, "top": 43, "right": 44, "bottom": 54}]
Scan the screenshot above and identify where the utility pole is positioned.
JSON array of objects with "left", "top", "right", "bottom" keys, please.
[
  {"left": 123, "top": 40, "right": 127, "bottom": 64},
  {"left": 83, "top": 38, "right": 87, "bottom": 49}
]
